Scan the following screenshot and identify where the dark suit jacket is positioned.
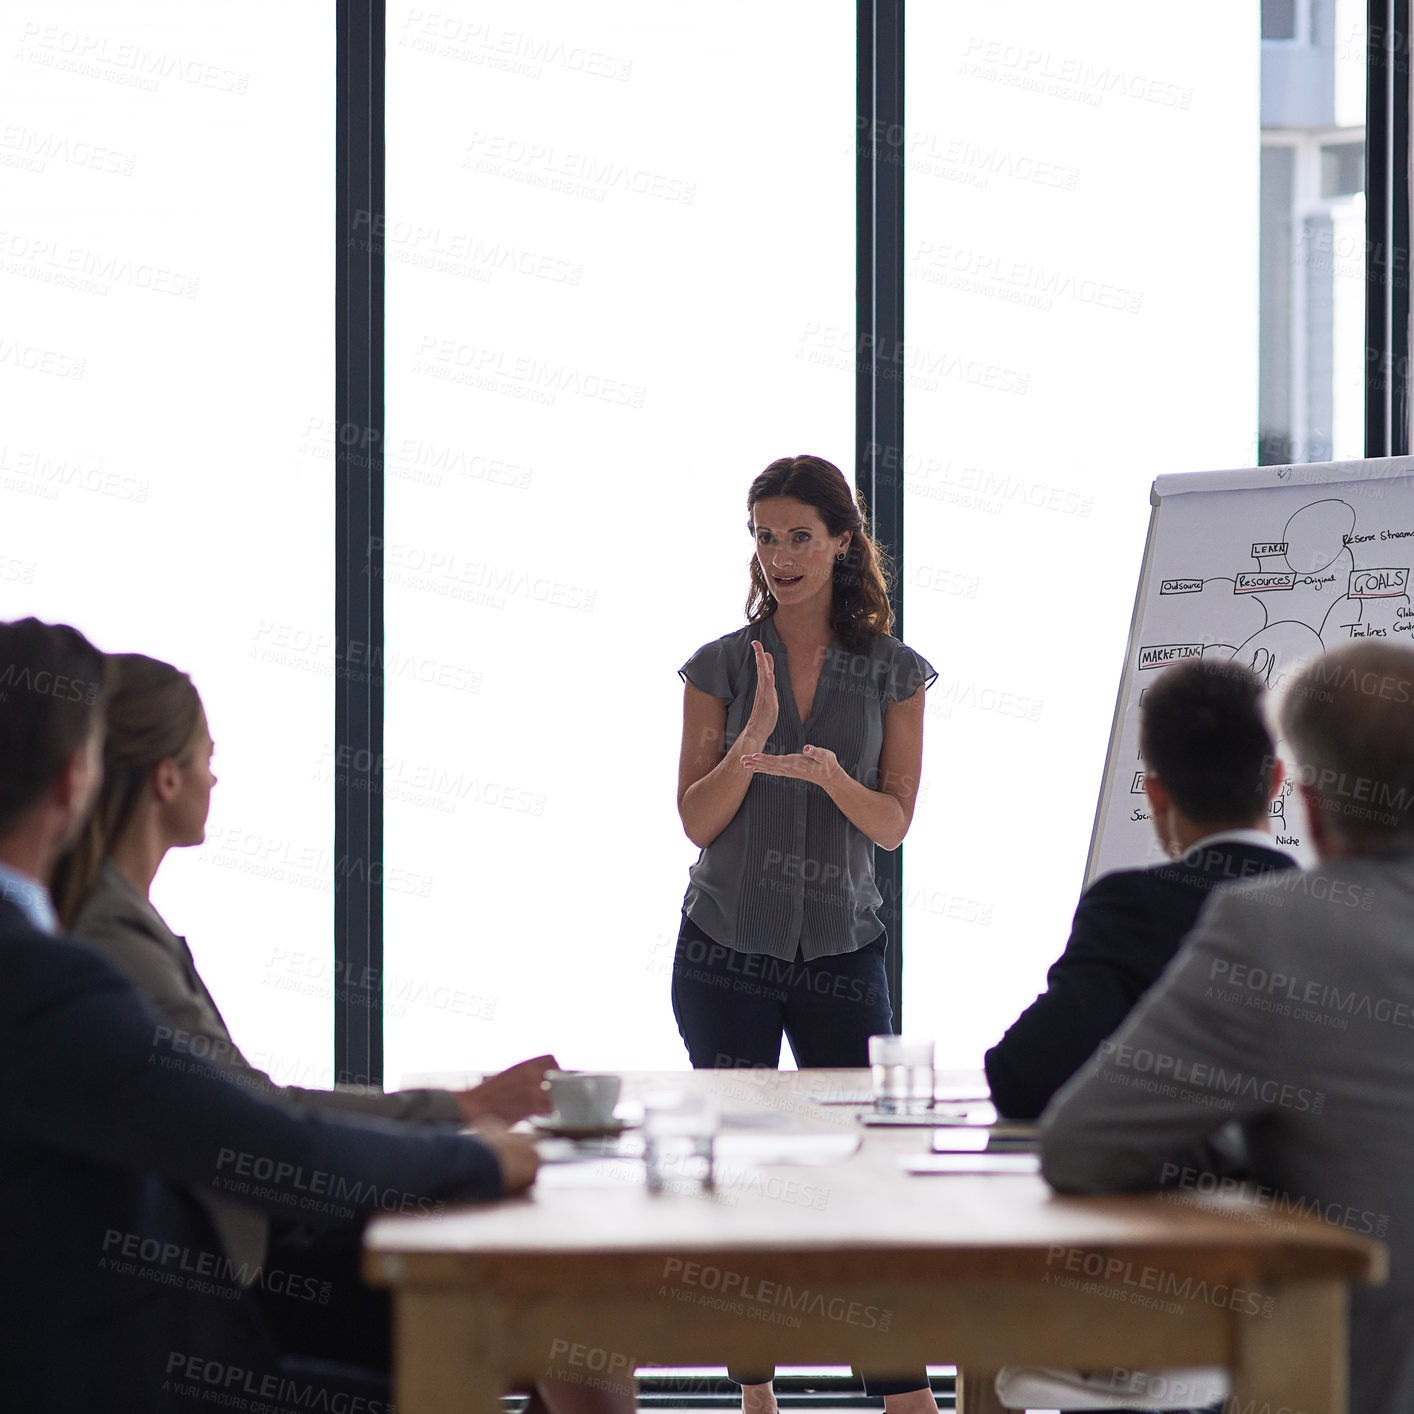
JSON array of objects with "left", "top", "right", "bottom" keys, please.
[
  {"left": 984, "top": 839, "right": 1297, "bottom": 1119},
  {"left": 0, "top": 899, "right": 503, "bottom": 1413}
]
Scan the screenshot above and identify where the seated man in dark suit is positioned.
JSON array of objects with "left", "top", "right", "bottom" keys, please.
[
  {"left": 0, "top": 618, "right": 537, "bottom": 1413},
  {"left": 986, "top": 657, "right": 1297, "bottom": 1120},
  {"left": 1042, "top": 641, "right": 1414, "bottom": 1414}
]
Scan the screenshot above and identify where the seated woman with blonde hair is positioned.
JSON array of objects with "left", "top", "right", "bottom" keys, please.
[{"left": 54, "top": 653, "right": 625, "bottom": 1414}]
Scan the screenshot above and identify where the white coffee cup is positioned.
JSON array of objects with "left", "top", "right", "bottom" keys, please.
[{"left": 547, "top": 1071, "right": 622, "bottom": 1126}]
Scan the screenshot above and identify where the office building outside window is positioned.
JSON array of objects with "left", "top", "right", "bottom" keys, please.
[{"left": 1260, "top": 0, "right": 1367, "bottom": 465}]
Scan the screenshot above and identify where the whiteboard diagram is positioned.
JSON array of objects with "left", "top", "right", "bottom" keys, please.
[{"left": 1087, "top": 458, "right": 1414, "bottom": 884}]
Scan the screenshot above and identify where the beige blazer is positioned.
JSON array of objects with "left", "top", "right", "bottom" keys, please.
[{"left": 73, "top": 859, "right": 462, "bottom": 1272}]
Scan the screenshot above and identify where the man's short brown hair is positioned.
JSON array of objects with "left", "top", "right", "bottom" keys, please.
[
  {"left": 0, "top": 619, "right": 107, "bottom": 835},
  {"left": 1139, "top": 657, "right": 1275, "bottom": 825}
]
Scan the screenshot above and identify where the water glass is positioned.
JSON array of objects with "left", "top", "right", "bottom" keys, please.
[
  {"left": 869, "top": 1035, "right": 935, "bottom": 1114},
  {"left": 642, "top": 1092, "right": 718, "bottom": 1193}
]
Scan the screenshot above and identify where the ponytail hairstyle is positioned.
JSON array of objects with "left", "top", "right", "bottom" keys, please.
[
  {"left": 745, "top": 454, "right": 894, "bottom": 653},
  {"left": 53, "top": 654, "right": 203, "bottom": 929}
]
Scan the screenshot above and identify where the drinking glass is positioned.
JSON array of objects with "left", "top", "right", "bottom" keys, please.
[
  {"left": 642, "top": 1091, "right": 718, "bottom": 1193},
  {"left": 869, "top": 1035, "right": 935, "bottom": 1114}
]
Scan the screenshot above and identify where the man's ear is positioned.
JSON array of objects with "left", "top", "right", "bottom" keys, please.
[
  {"left": 54, "top": 746, "right": 90, "bottom": 814},
  {"left": 1142, "top": 772, "right": 1179, "bottom": 858},
  {"left": 1267, "top": 754, "right": 1286, "bottom": 801},
  {"left": 1142, "top": 773, "right": 1170, "bottom": 817},
  {"left": 1298, "top": 780, "right": 1335, "bottom": 859}
]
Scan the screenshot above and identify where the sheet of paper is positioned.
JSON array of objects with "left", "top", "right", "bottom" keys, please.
[
  {"left": 859, "top": 1103, "right": 985, "bottom": 1128},
  {"left": 902, "top": 1152, "right": 1040, "bottom": 1176},
  {"left": 534, "top": 1156, "right": 647, "bottom": 1188},
  {"left": 534, "top": 1132, "right": 859, "bottom": 1185},
  {"left": 813, "top": 1086, "right": 993, "bottom": 1106},
  {"left": 714, "top": 1132, "right": 861, "bottom": 1165},
  {"left": 929, "top": 1129, "right": 1038, "bottom": 1154}
]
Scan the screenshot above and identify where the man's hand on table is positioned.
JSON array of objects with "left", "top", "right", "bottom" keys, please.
[
  {"left": 476, "top": 1122, "right": 542, "bottom": 1195},
  {"left": 455, "top": 1054, "right": 559, "bottom": 1125}
]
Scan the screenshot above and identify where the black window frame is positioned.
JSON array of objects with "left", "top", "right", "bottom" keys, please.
[{"left": 1366, "top": 0, "right": 1411, "bottom": 457}]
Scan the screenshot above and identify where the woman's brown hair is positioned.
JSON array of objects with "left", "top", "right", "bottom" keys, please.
[
  {"left": 53, "top": 653, "right": 202, "bottom": 928},
  {"left": 745, "top": 454, "right": 894, "bottom": 653}
]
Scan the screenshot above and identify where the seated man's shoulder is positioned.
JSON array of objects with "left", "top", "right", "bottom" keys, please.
[
  {"left": 1153, "top": 841, "right": 1295, "bottom": 888},
  {"left": 1069, "top": 869, "right": 1173, "bottom": 943},
  {"left": 1121, "top": 848, "right": 1286, "bottom": 920},
  {"left": 1082, "top": 865, "right": 1161, "bottom": 900},
  {"left": 1082, "top": 862, "right": 1211, "bottom": 914},
  {"left": 1066, "top": 854, "right": 1295, "bottom": 964},
  {"left": 1214, "top": 853, "right": 1413, "bottom": 924},
  {"left": 0, "top": 922, "right": 133, "bottom": 1021}
]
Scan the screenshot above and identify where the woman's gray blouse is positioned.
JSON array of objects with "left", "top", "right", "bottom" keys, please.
[{"left": 679, "top": 616, "right": 936, "bottom": 960}]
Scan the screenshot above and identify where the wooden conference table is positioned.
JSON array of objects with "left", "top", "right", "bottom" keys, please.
[{"left": 364, "top": 1069, "right": 1383, "bottom": 1414}]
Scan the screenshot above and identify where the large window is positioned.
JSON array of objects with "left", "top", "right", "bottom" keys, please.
[
  {"left": 383, "top": 0, "right": 854, "bottom": 1078},
  {"left": 902, "top": 3, "right": 1262, "bottom": 1067},
  {"left": 2, "top": 2, "right": 336, "bottom": 1083},
  {"left": 6, "top": 1, "right": 1391, "bottom": 1093}
]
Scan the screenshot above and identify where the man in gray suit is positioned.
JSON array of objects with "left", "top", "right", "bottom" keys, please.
[{"left": 1042, "top": 641, "right": 1414, "bottom": 1414}]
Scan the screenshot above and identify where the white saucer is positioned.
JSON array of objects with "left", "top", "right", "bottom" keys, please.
[{"left": 530, "top": 1114, "right": 635, "bottom": 1139}]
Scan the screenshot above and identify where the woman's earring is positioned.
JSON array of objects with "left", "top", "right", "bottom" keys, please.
[{"left": 836, "top": 551, "right": 846, "bottom": 561}]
